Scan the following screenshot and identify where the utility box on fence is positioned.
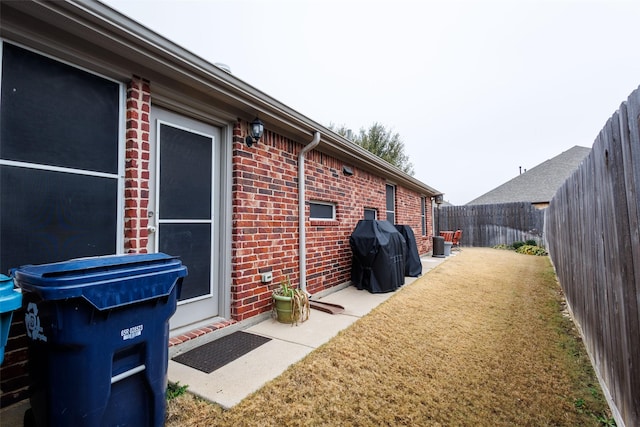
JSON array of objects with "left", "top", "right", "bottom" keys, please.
[{"left": 13, "top": 253, "right": 187, "bottom": 427}]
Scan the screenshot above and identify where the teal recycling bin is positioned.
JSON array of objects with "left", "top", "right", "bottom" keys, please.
[
  {"left": 13, "top": 253, "right": 187, "bottom": 427},
  {"left": 0, "top": 274, "right": 22, "bottom": 364}
]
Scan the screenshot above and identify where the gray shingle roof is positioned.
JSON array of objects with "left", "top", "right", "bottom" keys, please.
[{"left": 466, "top": 146, "right": 591, "bottom": 205}]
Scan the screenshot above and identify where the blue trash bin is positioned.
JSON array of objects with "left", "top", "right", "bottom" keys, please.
[
  {"left": 13, "top": 253, "right": 187, "bottom": 427},
  {"left": 0, "top": 274, "right": 22, "bottom": 364}
]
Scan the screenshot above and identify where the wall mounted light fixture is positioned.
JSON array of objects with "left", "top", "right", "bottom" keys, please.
[
  {"left": 245, "top": 117, "right": 264, "bottom": 147},
  {"left": 342, "top": 166, "right": 354, "bottom": 176}
]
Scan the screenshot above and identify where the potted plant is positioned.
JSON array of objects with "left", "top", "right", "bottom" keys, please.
[{"left": 272, "top": 276, "right": 309, "bottom": 325}]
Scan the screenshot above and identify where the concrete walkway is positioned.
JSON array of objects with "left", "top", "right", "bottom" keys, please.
[
  {"left": 167, "top": 254, "right": 448, "bottom": 409},
  {"left": 0, "top": 254, "right": 450, "bottom": 423}
]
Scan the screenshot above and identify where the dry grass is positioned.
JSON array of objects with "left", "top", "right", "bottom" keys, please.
[{"left": 166, "top": 248, "right": 612, "bottom": 426}]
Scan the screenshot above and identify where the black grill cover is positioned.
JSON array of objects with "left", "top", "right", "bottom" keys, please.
[
  {"left": 350, "top": 220, "right": 406, "bottom": 293},
  {"left": 395, "top": 225, "right": 422, "bottom": 277}
]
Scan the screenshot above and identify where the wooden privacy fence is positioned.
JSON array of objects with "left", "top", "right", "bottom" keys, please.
[
  {"left": 545, "top": 87, "right": 640, "bottom": 427},
  {"left": 436, "top": 202, "right": 545, "bottom": 247}
]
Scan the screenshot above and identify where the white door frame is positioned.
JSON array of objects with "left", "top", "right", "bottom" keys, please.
[{"left": 148, "top": 107, "right": 227, "bottom": 332}]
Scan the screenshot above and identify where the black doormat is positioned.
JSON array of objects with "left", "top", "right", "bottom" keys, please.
[{"left": 172, "top": 331, "right": 271, "bottom": 374}]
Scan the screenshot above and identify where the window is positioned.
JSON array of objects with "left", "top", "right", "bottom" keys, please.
[
  {"left": 421, "top": 197, "right": 427, "bottom": 236},
  {"left": 1, "top": 43, "right": 119, "bottom": 173},
  {"left": 364, "top": 208, "right": 377, "bottom": 220},
  {"left": 310, "top": 201, "right": 335, "bottom": 220},
  {"left": 385, "top": 184, "right": 395, "bottom": 224},
  {"left": 0, "top": 43, "right": 123, "bottom": 274}
]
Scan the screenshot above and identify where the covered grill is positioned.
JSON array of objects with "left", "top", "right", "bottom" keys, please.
[
  {"left": 395, "top": 224, "right": 422, "bottom": 277},
  {"left": 350, "top": 220, "right": 406, "bottom": 293}
]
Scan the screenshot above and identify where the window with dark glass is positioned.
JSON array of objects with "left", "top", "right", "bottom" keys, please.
[
  {"left": 364, "top": 208, "right": 377, "bottom": 220},
  {"left": 1, "top": 43, "right": 119, "bottom": 173},
  {"left": 0, "top": 43, "right": 121, "bottom": 273},
  {"left": 156, "top": 122, "right": 214, "bottom": 302},
  {"left": 421, "top": 197, "right": 427, "bottom": 235},
  {"left": 310, "top": 202, "right": 335, "bottom": 220},
  {"left": 385, "top": 184, "right": 395, "bottom": 224},
  {"left": 159, "top": 124, "right": 212, "bottom": 220}
]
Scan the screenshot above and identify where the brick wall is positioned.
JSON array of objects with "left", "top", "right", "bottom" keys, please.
[
  {"left": 395, "top": 186, "right": 433, "bottom": 254},
  {"left": 230, "top": 120, "right": 434, "bottom": 320},
  {"left": 124, "top": 76, "right": 151, "bottom": 254},
  {"left": 0, "top": 307, "right": 28, "bottom": 407},
  {"left": 231, "top": 123, "right": 301, "bottom": 320},
  {"left": 305, "top": 151, "right": 386, "bottom": 295}
]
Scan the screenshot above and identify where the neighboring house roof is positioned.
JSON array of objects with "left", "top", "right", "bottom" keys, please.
[
  {"left": 466, "top": 146, "right": 591, "bottom": 205},
  {"left": 0, "top": 0, "right": 441, "bottom": 199}
]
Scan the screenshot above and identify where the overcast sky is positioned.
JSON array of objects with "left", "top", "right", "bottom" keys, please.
[{"left": 101, "top": 0, "right": 640, "bottom": 205}]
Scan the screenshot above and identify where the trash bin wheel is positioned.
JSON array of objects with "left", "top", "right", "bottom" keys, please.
[{"left": 24, "top": 408, "right": 35, "bottom": 427}]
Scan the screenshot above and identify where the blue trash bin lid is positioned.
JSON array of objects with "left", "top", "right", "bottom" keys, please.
[
  {"left": 12, "top": 253, "right": 187, "bottom": 311},
  {"left": 0, "top": 274, "right": 22, "bottom": 313}
]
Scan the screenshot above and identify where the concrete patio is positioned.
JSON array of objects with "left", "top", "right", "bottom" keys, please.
[{"left": 167, "top": 254, "right": 448, "bottom": 409}]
